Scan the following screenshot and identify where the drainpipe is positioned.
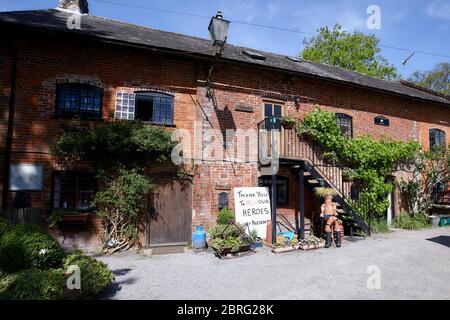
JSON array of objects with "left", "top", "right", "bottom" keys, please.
[{"left": 1, "top": 45, "right": 17, "bottom": 211}]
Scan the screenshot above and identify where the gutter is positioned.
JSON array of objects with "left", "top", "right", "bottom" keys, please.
[{"left": 1, "top": 44, "right": 17, "bottom": 211}]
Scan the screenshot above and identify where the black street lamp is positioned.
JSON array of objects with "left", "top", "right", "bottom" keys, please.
[{"left": 208, "top": 11, "right": 230, "bottom": 50}]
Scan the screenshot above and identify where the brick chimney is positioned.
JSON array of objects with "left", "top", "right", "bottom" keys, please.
[{"left": 57, "top": 0, "right": 89, "bottom": 14}]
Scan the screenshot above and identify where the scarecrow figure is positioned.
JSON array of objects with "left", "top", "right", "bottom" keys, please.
[{"left": 319, "top": 191, "right": 342, "bottom": 248}]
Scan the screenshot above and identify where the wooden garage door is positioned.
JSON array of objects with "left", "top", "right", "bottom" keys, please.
[{"left": 146, "top": 180, "right": 192, "bottom": 247}]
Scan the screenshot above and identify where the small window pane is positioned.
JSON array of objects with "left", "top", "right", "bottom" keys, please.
[{"left": 56, "top": 84, "right": 102, "bottom": 119}]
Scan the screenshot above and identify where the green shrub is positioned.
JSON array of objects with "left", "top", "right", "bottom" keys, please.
[
  {"left": 0, "top": 269, "right": 65, "bottom": 300},
  {"left": 0, "top": 224, "right": 64, "bottom": 273},
  {"left": 63, "top": 251, "right": 114, "bottom": 297},
  {"left": 209, "top": 223, "right": 244, "bottom": 240},
  {"left": 0, "top": 217, "right": 11, "bottom": 239},
  {"left": 217, "top": 208, "right": 234, "bottom": 225},
  {"left": 392, "top": 213, "right": 431, "bottom": 230},
  {"left": 370, "top": 219, "right": 390, "bottom": 234}
]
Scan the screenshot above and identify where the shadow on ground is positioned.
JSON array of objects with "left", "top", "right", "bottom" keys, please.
[
  {"left": 426, "top": 235, "right": 450, "bottom": 248},
  {"left": 98, "top": 268, "right": 136, "bottom": 299}
]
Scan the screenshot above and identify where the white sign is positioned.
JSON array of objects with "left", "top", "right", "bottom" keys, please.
[
  {"left": 234, "top": 187, "right": 272, "bottom": 239},
  {"left": 10, "top": 164, "right": 43, "bottom": 191}
]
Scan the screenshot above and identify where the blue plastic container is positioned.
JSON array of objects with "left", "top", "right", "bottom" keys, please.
[
  {"left": 277, "top": 231, "right": 295, "bottom": 241},
  {"left": 192, "top": 226, "right": 207, "bottom": 251}
]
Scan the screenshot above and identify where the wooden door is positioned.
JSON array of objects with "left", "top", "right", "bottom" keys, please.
[{"left": 146, "top": 180, "right": 192, "bottom": 247}]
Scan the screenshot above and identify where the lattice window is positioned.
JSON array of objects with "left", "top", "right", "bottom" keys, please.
[{"left": 115, "top": 92, "right": 135, "bottom": 120}]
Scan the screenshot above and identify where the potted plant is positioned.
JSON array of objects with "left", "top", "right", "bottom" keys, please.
[
  {"left": 298, "top": 236, "right": 326, "bottom": 250},
  {"left": 209, "top": 221, "right": 253, "bottom": 258},
  {"left": 49, "top": 209, "right": 90, "bottom": 227},
  {"left": 271, "top": 237, "right": 299, "bottom": 254},
  {"left": 314, "top": 187, "right": 338, "bottom": 198},
  {"left": 281, "top": 116, "right": 296, "bottom": 129}
]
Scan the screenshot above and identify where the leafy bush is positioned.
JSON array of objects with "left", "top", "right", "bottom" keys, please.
[
  {"left": 0, "top": 269, "right": 65, "bottom": 300},
  {"left": 392, "top": 213, "right": 431, "bottom": 230},
  {"left": 0, "top": 217, "right": 11, "bottom": 239},
  {"left": 217, "top": 208, "right": 234, "bottom": 225},
  {"left": 0, "top": 224, "right": 65, "bottom": 273},
  {"left": 63, "top": 251, "right": 114, "bottom": 297}
]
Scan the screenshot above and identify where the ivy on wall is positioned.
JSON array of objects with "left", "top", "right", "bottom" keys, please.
[
  {"left": 51, "top": 121, "right": 178, "bottom": 253},
  {"left": 298, "top": 107, "right": 420, "bottom": 221}
]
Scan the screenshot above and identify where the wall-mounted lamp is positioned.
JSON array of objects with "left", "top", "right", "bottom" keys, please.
[
  {"left": 294, "top": 96, "right": 301, "bottom": 110},
  {"left": 208, "top": 11, "right": 230, "bottom": 50}
]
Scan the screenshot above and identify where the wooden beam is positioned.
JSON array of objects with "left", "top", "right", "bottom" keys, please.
[{"left": 299, "top": 167, "right": 305, "bottom": 240}]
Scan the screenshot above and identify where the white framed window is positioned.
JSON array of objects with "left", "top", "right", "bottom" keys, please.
[{"left": 115, "top": 91, "right": 135, "bottom": 120}]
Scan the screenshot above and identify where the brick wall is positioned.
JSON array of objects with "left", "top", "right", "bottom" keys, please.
[{"left": 1, "top": 29, "right": 449, "bottom": 248}]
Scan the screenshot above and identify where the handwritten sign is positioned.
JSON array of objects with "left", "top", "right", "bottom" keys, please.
[{"left": 234, "top": 187, "right": 272, "bottom": 239}]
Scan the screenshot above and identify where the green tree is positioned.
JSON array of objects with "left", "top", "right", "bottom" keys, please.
[
  {"left": 408, "top": 62, "right": 450, "bottom": 95},
  {"left": 300, "top": 24, "right": 398, "bottom": 80}
]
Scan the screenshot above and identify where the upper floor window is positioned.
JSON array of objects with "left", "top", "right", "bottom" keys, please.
[
  {"left": 115, "top": 91, "right": 174, "bottom": 125},
  {"left": 52, "top": 171, "right": 97, "bottom": 211},
  {"left": 336, "top": 113, "right": 353, "bottom": 139},
  {"left": 429, "top": 129, "right": 446, "bottom": 150},
  {"left": 56, "top": 84, "right": 103, "bottom": 119}
]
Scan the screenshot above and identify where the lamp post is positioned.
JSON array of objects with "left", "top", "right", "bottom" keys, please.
[
  {"left": 208, "top": 11, "right": 230, "bottom": 50},
  {"left": 206, "top": 11, "right": 230, "bottom": 99}
]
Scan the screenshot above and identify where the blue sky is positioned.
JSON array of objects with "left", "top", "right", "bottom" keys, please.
[{"left": 1, "top": 0, "right": 449, "bottom": 78}]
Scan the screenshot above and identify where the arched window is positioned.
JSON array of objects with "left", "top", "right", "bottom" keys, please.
[
  {"left": 336, "top": 113, "right": 353, "bottom": 139},
  {"left": 429, "top": 129, "right": 446, "bottom": 149},
  {"left": 258, "top": 176, "right": 289, "bottom": 206},
  {"left": 56, "top": 84, "right": 103, "bottom": 119},
  {"left": 374, "top": 116, "right": 390, "bottom": 126}
]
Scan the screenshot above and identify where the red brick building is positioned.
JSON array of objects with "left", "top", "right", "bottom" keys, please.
[{"left": 1, "top": 1, "right": 449, "bottom": 250}]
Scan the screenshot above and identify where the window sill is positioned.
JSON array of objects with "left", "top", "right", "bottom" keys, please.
[
  {"left": 139, "top": 121, "right": 176, "bottom": 128},
  {"left": 55, "top": 114, "right": 104, "bottom": 121}
]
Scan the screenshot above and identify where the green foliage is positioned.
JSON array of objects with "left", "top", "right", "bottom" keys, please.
[
  {"left": 209, "top": 223, "right": 251, "bottom": 253},
  {"left": 48, "top": 209, "right": 80, "bottom": 227},
  {"left": 282, "top": 116, "right": 296, "bottom": 127},
  {"left": 209, "top": 223, "right": 244, "bottom": 240},
  {"left": 399, "top": 147, "right": 449, "bottom": 214},
  {"left": 299, "top": 107, "right": 420, "bottom": 221},
  {"left": 370, "top": 219, "right": 390, "bottom": 234},
  {"left": 300, "top": 24, "right": 398, "bottom": 80},
  {"left": 94, "top": 169, "right": 154, "bottom": 252},
  {"left": 392, "top": 213, "right": 431, "bottom": 230},
  {"left": 0, "top": 224, "right": 65, "bottom": 273},
  {"left": 408, "top": 62, "right": 450, "bottom": 95},
  {"left": 63, "top": 251, "right": 114, "bottom": 298},
  {"left": 217, "top": 208, "right": 234, "bottom": 225},
  {"left": 0, "top": 217, "right": 11, "bottom": 239},
  {"left": 51, "top": 120, "right": 179, "bottom": 254},
  {"left": 51, "top": 121, "right": 176, "bottom": 171},
  {"left": 249, "top": 229, "right": 259, "bottom": 241},
  {"left": 0, "top": 269, "right": 65, "bottom": 300}
]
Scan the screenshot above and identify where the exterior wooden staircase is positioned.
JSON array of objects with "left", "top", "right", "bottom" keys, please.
[{"left": 258, "top": 118, "right": 370, "bottom": 235}]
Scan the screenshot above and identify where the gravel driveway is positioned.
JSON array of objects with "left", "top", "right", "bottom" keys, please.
[{"left": 97, "top": 228, "right": 450, "bottom": 300}]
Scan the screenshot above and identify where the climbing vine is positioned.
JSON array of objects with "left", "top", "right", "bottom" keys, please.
[
  {"left": 51, "top": 121, "right": 178, "bottom": 253},
  {"left": 298, "top": 107, "right": 420, "bottom": 221}
]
